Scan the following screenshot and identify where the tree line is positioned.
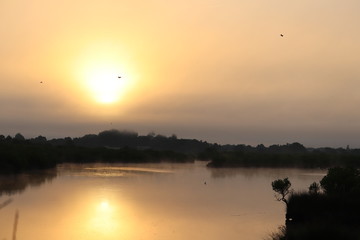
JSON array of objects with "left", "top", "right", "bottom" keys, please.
[
  {"left": 2, "top": 130, "right": 360, "bottom": 174},
  {"left": 0, "top": 130, "right": 194, "bottom": 174},
  {"left": 203, "top": 143, "right": 360, "bottom": 168}
]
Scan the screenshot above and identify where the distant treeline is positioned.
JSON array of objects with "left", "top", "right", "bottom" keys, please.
[
  {"left": 49, "top": 130, "right": 211, "bottom": 154},
  {"left": 0, "top": 130, "right": 195, "bottom": 174},
  {"left": 2, "top": 130, "right": 360, "bottom": 174},
  {"left": 203, "top": 142, "right": 360, "bottom": 168}
]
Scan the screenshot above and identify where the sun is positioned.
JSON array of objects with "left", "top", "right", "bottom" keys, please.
[
  {"left": 99, "top": 200, "right": 110, "bottom": 210},
  {"left": 77, "top": 59, "right": 133, "bottom": 105},
  {"left": 87, "top": 67, "right": 126, "bottom": 104},
  {"left": 72, "top": 42, "right": 139, "bottom": 106},
  {"left": 74, "top": 50, "right": 133, "bottom": 104}
]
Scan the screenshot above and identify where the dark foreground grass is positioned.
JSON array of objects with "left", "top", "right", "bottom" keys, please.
[{"left": 270, "top": 223, "right": 360, "bottom": 240}]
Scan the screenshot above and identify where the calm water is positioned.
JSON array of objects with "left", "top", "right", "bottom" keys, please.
[{"left": 0, "top": 162, "right": 326, "bottom": 240}]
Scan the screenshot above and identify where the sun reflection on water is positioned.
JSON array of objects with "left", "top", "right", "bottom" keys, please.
[{"left": 86, "top": 199, "right": 122, "bottom": 238}]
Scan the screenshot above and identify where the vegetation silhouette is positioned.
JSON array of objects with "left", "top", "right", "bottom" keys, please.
[
  {"left": 270, "top": 167, "right": 360, "bottom": 240},
  {"left": 3, "top": 130, "right": 360, "bottom": 174},
  {"left": 0, "top": 131, "right": 195, "bottom": 174},
  {"left": 271, "top": 178, "right": 292, "bottom": 207},
  {"left": 59, "top": 129, "right": 210, "bottom": 154},
  {"left": 204, "top": 142, "right": 360, "bottom": 168}
]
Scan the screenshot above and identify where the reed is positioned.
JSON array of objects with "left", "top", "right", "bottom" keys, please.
[{"left": 12, "top": 210, "right": 19, "bottom": 240}]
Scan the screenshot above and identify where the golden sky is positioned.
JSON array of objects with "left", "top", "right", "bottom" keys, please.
[{"left": 1, "top": 0, "right": 360, "bottom": 147}]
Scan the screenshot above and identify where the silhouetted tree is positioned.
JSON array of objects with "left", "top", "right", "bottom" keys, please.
[
  {"left": 285, "top": 142, "right": 307, "bottom": 152},
  {"left": 64, "top": 137, "right": 74, "bottom": 146},
  {"left": 31, "top": 135, "right": 47, "bottom": 144},
  {"left": 272, "top": 168, "right": 360, "bottom": 240},
  {"left": 272, "top": 178, "right": 292, "bottom": 207},
  {"left": 267, "top": 225, "right": 286, "bottom": 240},
  {"left": 5, "top": 136, "right": 12, "bottom": 141},
  {"left": 256, "top": 144, "right": 266, "bottom": 151},
  {"left": 14, "top": 133, "right": 25, "bottom": 141},
  {"left": 320, "top": 167, "right": 360, "bottom": 195},
  {"left": 308, "top": 182, "right": 320, "bottom": 195},
  {"left": 147, "top": 131, "right": 156, "bottom": 138}
]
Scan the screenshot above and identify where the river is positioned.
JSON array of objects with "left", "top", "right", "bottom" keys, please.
[{"left": 0, "top": 162, "right": 326, "bottom": 240}]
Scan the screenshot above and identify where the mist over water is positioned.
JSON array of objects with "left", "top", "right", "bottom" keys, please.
[{"left": 0, "top": 163, "right": 325, "bottom": 240}]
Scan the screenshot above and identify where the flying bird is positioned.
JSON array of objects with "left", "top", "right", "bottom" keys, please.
[
  {"left": 118, "top": 76, "right": 121, "bottom": 78},
  {"left": 280, "top": 34, "right": 284, "bottom": 37}
]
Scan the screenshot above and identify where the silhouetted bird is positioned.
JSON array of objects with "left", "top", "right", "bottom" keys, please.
[
  {"left": 118, "top": 76, "right": 121, "bottom": 78},
  {"left": 204, "top": 181, "right": 207, "bottom": 185},
  {"left": 280, "top": 34, "right": 284, "bottom": 37},
  {"left": 40, "top": 81, "right": 43, "bottom": 83}
]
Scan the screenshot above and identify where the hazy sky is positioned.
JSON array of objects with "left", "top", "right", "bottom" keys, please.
[{"left": 1, "top": 0, "right": 360, "bottom": 147}]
